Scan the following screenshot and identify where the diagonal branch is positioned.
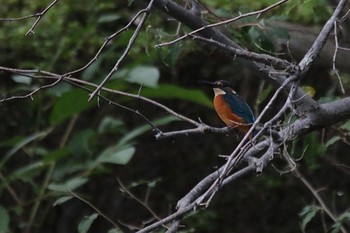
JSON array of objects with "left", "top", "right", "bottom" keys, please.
[
  {"left": 156, "top": 0, "right": 289, "bottom": 48},
  {"left": 298, "top": 0, "right": 348, "bottom": 75},
  {"left": 88, "top": 0, "right": 155, "bottom": 101},
  {"left": 0, "top": 0, "right": 59, "bottom": 36},
  {"left": 26, "top": 0, "right": 60, "bottom": 36},
  {"left": 151, "top": 0, "right": 318, "bottom": 115},
  {"left": 136, "top": 96, "right": 350, "bottom": 233}
]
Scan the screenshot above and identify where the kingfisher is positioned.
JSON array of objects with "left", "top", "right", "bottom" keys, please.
[{"left": 199, "top": 80, "right": 256, "bottom": 139}]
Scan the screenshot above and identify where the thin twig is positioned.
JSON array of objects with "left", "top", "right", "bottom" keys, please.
[
  {"left": 26, "top": 0, "right": 60, "bottom": 36},
  {"left": 117, "top": 178, "right": 162, "bottom": 221},
  {"left": 63, "top": 7, "right": 149, "bottom": 77},
  {"left": 69, "top": 190, "right": 123, "bottom": 232},
  {"left": 298, "top": 0, "right": 348, "bottom": 74},
  {"left": 0, "top": 66, "right": 199, "bottom": 127},
  {"left": 88, "top": 0, "right": 155, "bottom": 101},
  {"left": 0, "top": 172, "right": 22, "bottom": 205},
  {"left": 0, "top": 76, "right": 64, "bottom": 103},
  {"left": 0, "top": 0, "right": 59, "bottom": 36},
  {"left": 331, "top": 21, "right": 345, "bottom": 94},
  {"left": 286, "top": 159, "right": 348, "bottom": 233},
  {"left": 156, "top": 0, "right": 288, "bottom": 48},
  {"left": 192, "top": 35, "right": 293, "bottom": 69}
]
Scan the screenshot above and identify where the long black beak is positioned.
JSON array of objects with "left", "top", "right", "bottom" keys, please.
[{"left": 198, "top": 80, "right": 216, "bottom": 87}]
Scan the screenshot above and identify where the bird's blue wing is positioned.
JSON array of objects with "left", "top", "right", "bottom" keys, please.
[{"left": 222, "top": 90, "right": 255, "bottom": 124}]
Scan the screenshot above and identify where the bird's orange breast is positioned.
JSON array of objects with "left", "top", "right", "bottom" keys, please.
[{"left": 214, "top": 95, "right": 250, "bottom": 134}]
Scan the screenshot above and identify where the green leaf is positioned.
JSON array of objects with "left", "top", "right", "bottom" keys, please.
[
  {"left": 0, "top": 128, "right": 52, "bottom": 169},
  {"left": 50, "top": 89, "right": 95, "bottom": 126},
  {"left": 125, "top": 66, "right": 160, "bottom": 87},
  {"left": 325, "top": 136, "right": 342, "bottom": 148},
  {"left": 98, "top": 14, "right": 121, "bottom": 23},
  {"left": 43, "top": 148, "right": 70, "bottom": 162},
  {"left": 48, "top": 177, "right": 88, "bottom": 192},
  {"left": 140, "top": 84, "right": 212, "bottom": 108},
  {"left": 68, "top": 129, "right": 96, "bottom": 156},
  {"left": 107, "top": 228, "right": 123, "bottom": 233},
  {"left": 11, "top": 161, "right": 45, "bottom": 182},
  {"left": 158, "top": 42, "right": 183, "bottom": 67},
  {"left": 81, "top": 58, "right": 103, "bottom": 81},
  {"left": 331, "top": 212, "right": 350, "bottom": 233},
  {"left": 256, "top": 85, "right": 273, "bottom": 107},
  {"left": 98, "top": 116, "right": 125, "bottom": 134},
  {"left": 302, "top": 85, "right": 316, "bottom": 97},
  {"left": 267, "top": 26, "right": 290, "bottom": 40},
  {"left": 0, "top": 205, "right": 9, "bottom": 233},
  {"left": 299, "top": 205, "right": 321, "bottom": 232},
  {"left": 340, "top": 120, "right": 350, "bottom": 131},
  {"left": 11, "top": 74, "right": 32, "bottom": 85},
  {"left": 53, "top": 196, "right": 74, "bottom": 206},
  {"left": 117, "top": 115, "right": 178, "bottom": 146},
  {"left": 303, "top": 132, "right": 327, "bottom": 170},
  {"left": 248, "top": 25, "right": 274, "bottom": 51},
  {"left": 96, "top": 146, "right": 135, "bottom": 165},
  {"left": 78, "top": 213, "right": 98, "bottom": 233},
  {"left": 48, "top": 82, "right": 72, "bottom": 97},
  {"left": 0, "top": 136, "right": 24, "bottom": 148}
]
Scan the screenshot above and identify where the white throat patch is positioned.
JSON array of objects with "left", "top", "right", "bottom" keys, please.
[{"left": 213, "top": 88, "right": 225, "bottom": 96}]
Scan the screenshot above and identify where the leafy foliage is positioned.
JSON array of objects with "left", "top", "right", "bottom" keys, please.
[{"left": 0, "top": 0, "right": 350, "bottom": 233}]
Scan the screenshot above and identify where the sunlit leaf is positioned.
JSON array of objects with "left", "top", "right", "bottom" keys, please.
[
  {"left": 125, "top": 66, "right": 160, "bottom": 87},
  {"left": 302, "top": 86, "right": 316, "bottom": 97},
  {"left": 96, "top": 146, "right": 135, "bottom": 165},
  {"left": 11, "top": 74, "right": 32, "bottom": 85},
  {"left": 48, "top": 177, "right": 88, "bottom": 192},
  {"left": 78, "top": 213, "right": 98, "bottom": 233}
]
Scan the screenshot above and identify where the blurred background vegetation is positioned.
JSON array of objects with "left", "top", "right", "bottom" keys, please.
[{"left": 1, "top": 0, "right": 350, "bottom": 232}]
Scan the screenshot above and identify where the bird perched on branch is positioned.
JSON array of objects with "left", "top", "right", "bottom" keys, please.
[{"left": 199, "top": 80, "right": 256, "bottom": 139}]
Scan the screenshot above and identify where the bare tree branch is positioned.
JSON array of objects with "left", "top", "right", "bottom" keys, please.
[
  {"left": 1, "top": 1, "right": 350, "bottom": 232},
  {"left": 192, "top": 35, "right": 293, "bottom": 69},
  {"left": 156, "top": 0, "right": 289, "bottom": 48},
  {"left": 332, "top": 21, "right": 346, "bottom": 94},
  {"left": 298, "top": 0, "right": 348, "bottom": 74},
  {"left": 0, "top": 0, "right": 60, "bottom": 35},
  {"left": 151, "top": 0, "right": 319, "bottom": 115},
  {"left": 88, "top": 0, "right": 155, "bottom": 101},
  {"left": 135, "top": 96, "right": 350, "bottom": 232}
]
